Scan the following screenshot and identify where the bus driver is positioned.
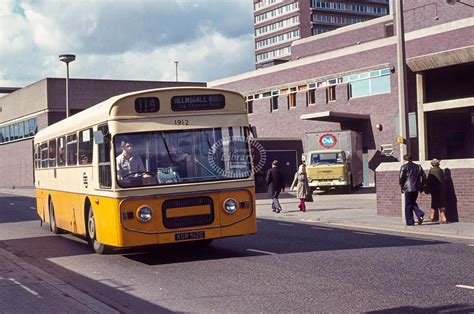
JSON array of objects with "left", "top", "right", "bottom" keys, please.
[{"left": 116, "top": 141, "right": 152, "bottom": 184}]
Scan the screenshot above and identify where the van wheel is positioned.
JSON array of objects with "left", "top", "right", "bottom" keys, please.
[
  {"left": 49, "top": 198, "right": 61, "bottom": 234},
  {"left": 87, "top": 205, "right": 110, "bottom": 254}
]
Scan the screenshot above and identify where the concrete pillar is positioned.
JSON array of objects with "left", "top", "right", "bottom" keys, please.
[{"left": 416, "top": 73, "right": 427, "bottom": 161}]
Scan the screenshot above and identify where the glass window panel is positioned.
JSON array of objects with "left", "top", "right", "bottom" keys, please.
[
  {"left": 18, "top": 122, "right": 24, "bottom": 139},
  {"left": 380, "top": 68, "right": 391, "bottom": 75},
  {"left": 66, "top": 133, "right": 78, "bottom": 166},
  {"left": 370, "top": 70, "right": 380, "bottom": 78},
  {"left": 359, "top": 72, "right": 369, "bottom": 79},
  {"left": 5, "top": 126, "right": 10, "bottom": 141},
  {"left": 0, "top": 127, "right": 4, "bottom": 143},
  {"left": 48, "top": 139, "right": 56, "bottom": 167},
  {"left": 350, "top": 79, "right": 370, "bottom": 98},
  {"left": 79, "top": 129, "right": 93, "bottom": 165},
  {"left": 57, "top": 137, "right": 66, "bottom": 166},
  {"left": 40, "top": 143, "right": 48, "bottom": 168},
  {"left": 114, "top": 127, "right": 251, "bottom": 188},
  {"left": 370, "top": 75, "right": 391, "bottom": 95}
]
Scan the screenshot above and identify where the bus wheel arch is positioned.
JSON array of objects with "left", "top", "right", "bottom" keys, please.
[{"left": 85, "top": 201, "right": 111, "bottom": 254}]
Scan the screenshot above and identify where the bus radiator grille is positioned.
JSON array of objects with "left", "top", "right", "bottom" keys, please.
[{"left": 162, "top": 197, "right": 214, "bottom": 228}]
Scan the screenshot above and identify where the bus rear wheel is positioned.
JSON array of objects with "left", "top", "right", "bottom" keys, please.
[
  {"left": 87, "top": 206, "right": 110, "bottom": 254},
  {"left": 49, "top": 198, "right": 61, "bottom": 234}
]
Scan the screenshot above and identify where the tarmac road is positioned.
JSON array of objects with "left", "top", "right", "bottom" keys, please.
[{"left": 0, "top": 190, "right": 473, "bottom": 313}]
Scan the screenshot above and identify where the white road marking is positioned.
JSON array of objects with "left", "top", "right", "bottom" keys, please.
[
  {"left": 29, "top": 207, "right": 36, "bottom": 210},
  {"left": 278, "top": 223, "right": 294, "bottom": 226},
  {"left": 353, "top": 231, "right": 376, "bottom": 236},
  {"left": 9, "top": 203, "right": 15, "bottom": 206},
  {"left": 311, "top": 226, "right": 333, "bottom": 231},
  {"left": 468, "top": 244, "right": 474, "bottom": 247},
  {"left": 456, "top": 284, "right": 474, "bottom": 290},
  {"left": 8, "top": 278, "right": 41, "bottom": 297},
  {"left": 246, "top": 249, "right": 276, "bottom": 255}
]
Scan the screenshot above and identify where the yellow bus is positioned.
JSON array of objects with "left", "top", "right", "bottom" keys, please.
[{"left": 34, "top": 87, "right": 256, "bottom": 253}]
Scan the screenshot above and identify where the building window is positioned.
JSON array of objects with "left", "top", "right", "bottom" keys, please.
[
  {"left": 326, "top": 86, "right": 336, "bottom": 102},
  {"left": 307, "top": 89, "right": 316, "bottom": 106},
  {"left": 345, "top": 67, "right": 391, "bottom": 99},
  {"left": 384, "top": 23, "right": 394, "bottom": 37},
  {"left": 288, "top": 93, "right": 296, "bottom": 109},
  {"left": 247, "top": 101, "right": 253, "bottom": 114},
  {"left": 270, "top": 96, "right": 279, "bottom": 112}
]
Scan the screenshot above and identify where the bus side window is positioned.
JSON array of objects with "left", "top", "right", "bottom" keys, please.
[
  {"left": 97, "top": 124, "right": 111, "bottom": 188},
  {"left": 57, "top": 137, "right": 66, "bottom": 166},
  {"left": 40, "top": 143, "right": 48, "bottom": 168},
  {"left": 79, "top": 128, "right": 93, "bottom": 165},
  {"left": 66, "top": 133, "right": 78, "bottom": 166},
  {"left": 48, "top": 139, "right": 56, "bottom": 167}
]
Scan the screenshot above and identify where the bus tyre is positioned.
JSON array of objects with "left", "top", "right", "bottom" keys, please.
[
  {"left": 49, "top": 199, "right": 61, "bottom": 234},
  {"left": 87, "top": 206, "right": 110, "bottom": 254}
]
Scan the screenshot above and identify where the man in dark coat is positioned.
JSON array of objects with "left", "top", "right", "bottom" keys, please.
[
  {"left": 266, "top": 160, "right": 285, "bottom": 213},
  {"left": 399, "top": 153, "right": 426, "bottom": 225}
]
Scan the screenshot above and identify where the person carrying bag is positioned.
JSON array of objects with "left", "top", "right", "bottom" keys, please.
[{"left": 290, "top": 164, "right": 313, "bottom": 212}]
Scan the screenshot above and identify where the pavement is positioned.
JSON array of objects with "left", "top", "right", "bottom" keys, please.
[{"left": 256, "top": 188, "right": 474, "bottom": 240}]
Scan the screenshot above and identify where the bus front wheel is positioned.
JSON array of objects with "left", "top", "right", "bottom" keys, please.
[{"left": 87, "top": 206, "right": 110, "bottom": 254}]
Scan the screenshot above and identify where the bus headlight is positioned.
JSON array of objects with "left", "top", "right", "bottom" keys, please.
[
  {"left": 339, "top": 176, "right": 345, "bottom": 181},
  {"left": 137, "top": 206, "right": 153, "bottom": 222},
  {"left": 223, "top": 198, "right": 237, "bottom": 214}
]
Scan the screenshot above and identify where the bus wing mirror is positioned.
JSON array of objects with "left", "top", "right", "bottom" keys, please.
[{"left": 93, "top": 130, "right": 104, "bottom": 144}]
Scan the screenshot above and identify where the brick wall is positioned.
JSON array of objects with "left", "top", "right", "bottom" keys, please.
[{"left": 376, "top": 160, "right": 474, "bottom": 223}]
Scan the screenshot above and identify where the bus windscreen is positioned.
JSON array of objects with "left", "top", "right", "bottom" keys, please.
[{"left": 114, "top": 127, "right": 251, "bottom": 188}]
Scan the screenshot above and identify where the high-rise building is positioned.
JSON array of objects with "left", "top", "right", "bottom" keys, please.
[{"left": 254, "top": 0, "right": 390, "bottom": 68}]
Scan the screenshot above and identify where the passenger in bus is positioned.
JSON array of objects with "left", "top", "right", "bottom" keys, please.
[
  {"left": 58, "top": 147, "right": 66, "bottom": 165},
  {"left": 80, "top": 153, "right": 91, "bottom": 164},
  {"left": 116, "top": 141, "right": 152, "bottom": 183}
]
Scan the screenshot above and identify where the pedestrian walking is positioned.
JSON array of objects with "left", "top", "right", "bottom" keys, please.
[
  {"left": 266, "top": 160, "right": 285, "bottom": 213},
  {"left": 399, "top": 153, "right": 426, "bottom": 225},
  {"left": 290, "top": 164, "right": 313, "bottom": 212},
  {"left": 425, "top": 158, "right": 448, "bottom": 224}
]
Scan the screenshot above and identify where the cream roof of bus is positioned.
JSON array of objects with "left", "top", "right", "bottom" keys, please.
[{"left": 34, "top": 87, "right": 245, "bottom": 143}]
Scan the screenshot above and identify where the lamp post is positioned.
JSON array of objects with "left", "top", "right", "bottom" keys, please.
[
  {"left": 59, "top": 54, "right": 76, "bottom": 118},
  {"left": 394, "top": 0, "right": 409, "bottom": 222},
  {"left": 174, "top": 61, "right": 179, "bottom": 82}
]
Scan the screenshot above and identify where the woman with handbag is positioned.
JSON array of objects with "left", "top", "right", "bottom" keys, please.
[{"left": 290, "top": 164, "right": 313, "bottom": 212}]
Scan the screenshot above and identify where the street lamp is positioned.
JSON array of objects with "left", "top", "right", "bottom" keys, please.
[
  {"left": 174, "top": 61, "right": 179, "bottom": 82},
  {"left": 59, "top": 54, "right": 76, "bottom": 118},
  {"left": 394, "top": 0, "right": 409, "bottom": 222}
]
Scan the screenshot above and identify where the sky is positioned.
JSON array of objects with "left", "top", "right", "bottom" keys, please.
[{"left": 0, "top": 0, "right": 255, "bottom": 89}]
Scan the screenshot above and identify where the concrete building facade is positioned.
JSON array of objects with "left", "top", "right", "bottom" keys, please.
[
  {"left": 211, "top": 0, "right": 474, "bottom": 222},
  {"left": 0, "top": 78, "right": 205, "bottom": 188},
  {"left": 254, "top": 0, "right": 389, "bottom": 68}
]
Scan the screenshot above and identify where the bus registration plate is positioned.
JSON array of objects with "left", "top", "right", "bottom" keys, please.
[{"left": 175, "top": 231, "right": 205, "bottom": 241}]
